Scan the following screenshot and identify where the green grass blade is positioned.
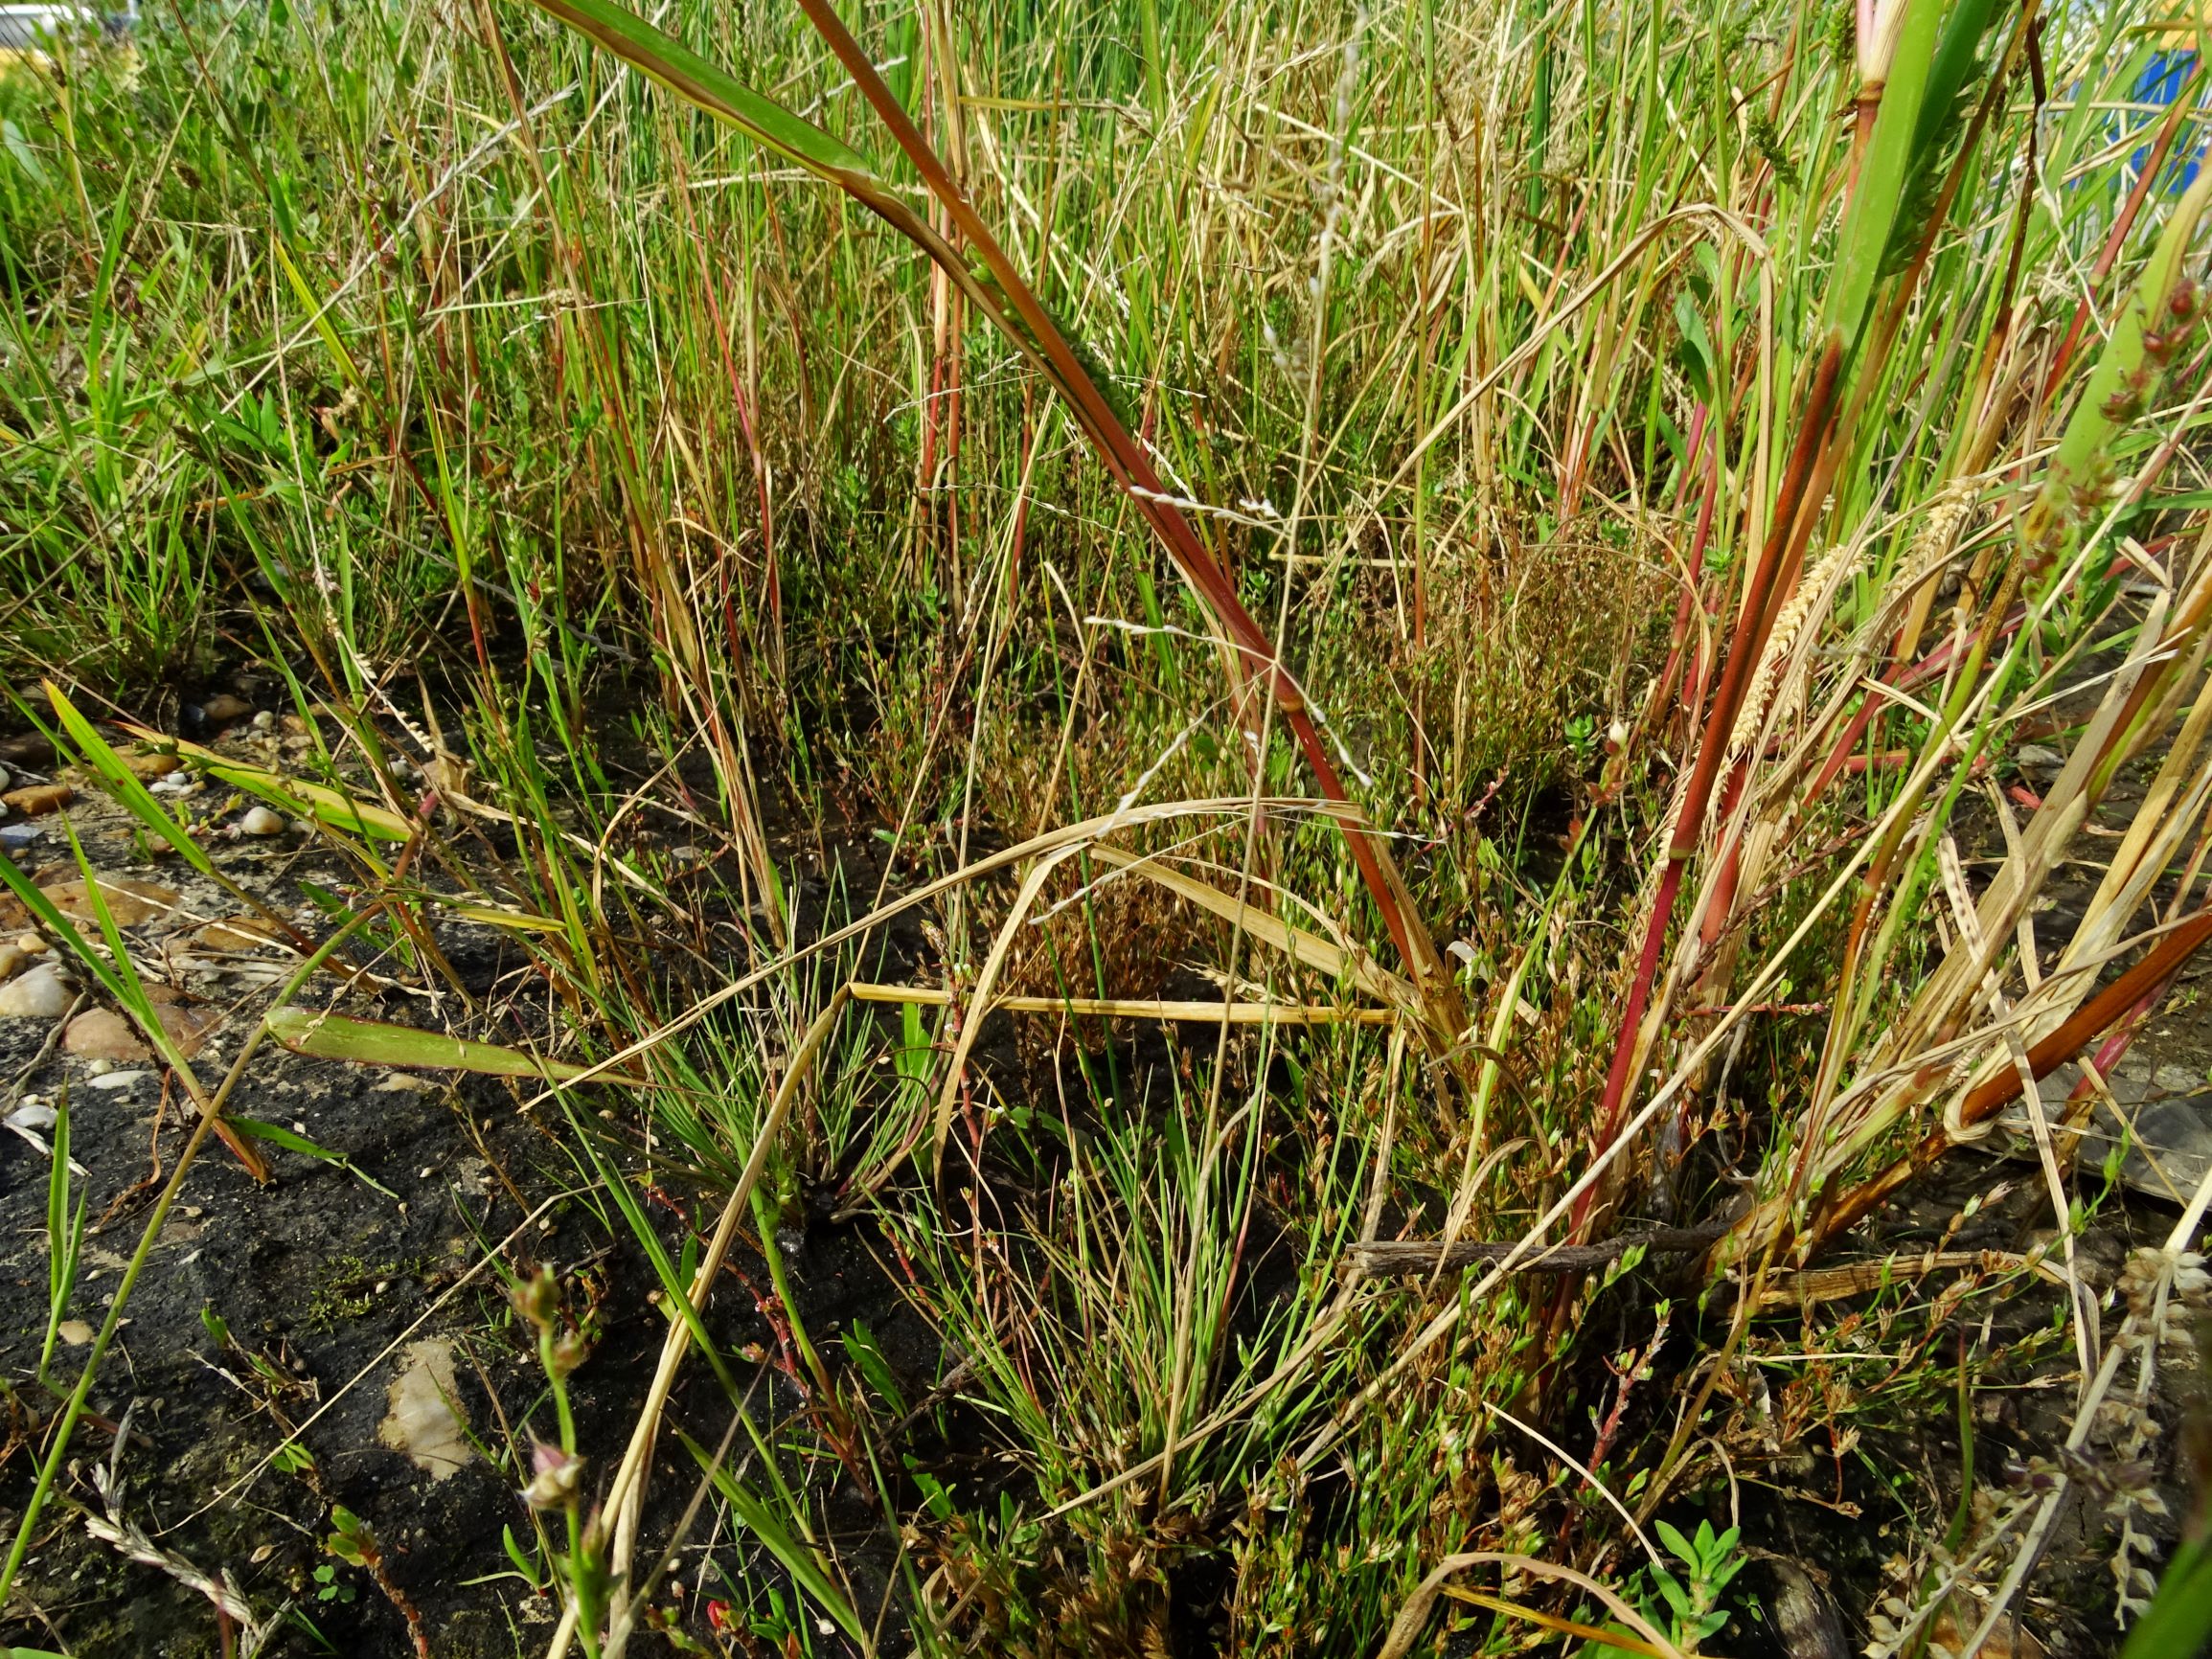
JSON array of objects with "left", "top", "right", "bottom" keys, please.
[
  {"left": 2123, "top": 1534, "right": 2212, "bottom": 1659},
  {"left": 522, "top": 0, "right": 878, "bottom": 182},
  {"left": 43, "top": 683, "right": 221, "bottom": 883},
  {"left": 133, "top": 727, "right": 414, "bottom": 844},
  {"left": 1827, "top": 0, "right": 1944, "bottom": 346},
  {"left": 675, "top": 1426, "right": 865, "bottom": 1645},
  {"left": 262, "top": 1006, "right": 595, "bottom": 1080}
]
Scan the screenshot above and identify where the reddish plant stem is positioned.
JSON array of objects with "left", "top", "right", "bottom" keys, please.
[
  {"left": 1584, "top": 342, "right": 1845, "bottom": 1191},
  {"left": 1807, "top": 903, "right": 2212, "bottom": 1252},
  {"left": 790, "top": 0, "right": 1448, "bottom": 1004}
]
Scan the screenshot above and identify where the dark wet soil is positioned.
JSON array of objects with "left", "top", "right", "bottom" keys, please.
[{"left": 0, "top": 713, "right": 948, "bottom": 1658}]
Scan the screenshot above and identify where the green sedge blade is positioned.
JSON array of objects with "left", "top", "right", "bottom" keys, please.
[
  {"left": 44, "top": 683, "right": 219, "bottom": 883},
  {"left": 1825, "top": 0, "right": 1943, "bottom": 347},
  {"left": 263, "top": 1006, "right": 595, "bottom": 1081},
  {"left": 675, "top": 1427, "right": 865, "bottom": 1644},
  {"left": 523, "top": 0, "right": 878, "bottom": 184}
]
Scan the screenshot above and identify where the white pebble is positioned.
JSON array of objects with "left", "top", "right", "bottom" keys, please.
[
  {"left": 90, "top": 1070, "right": 151, "bottom": 1091},
  {"left": 0, "top": 964, "right": 72, "bottom": 1019},
  {"left": 239, "top": 806, "right": 286, "bottom": 836}
]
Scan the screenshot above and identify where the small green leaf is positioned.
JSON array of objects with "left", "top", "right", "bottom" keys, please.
[
  {"left": 2, "top": 118, "right": 51, "bottom": 187},
  {"left": 230, "top": 1117, "right": 346, "bottom": 1163},
  {"left": 841, "top": 1320, "right": 907, "bottom": 1416},
  {"left": 503, "top": 1524, "right": 544, "bottom": 1588}
]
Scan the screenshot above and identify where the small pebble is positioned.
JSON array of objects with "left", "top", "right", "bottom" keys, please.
[
  {"left": 0, "top": 964, "right": 72, "bottom": 1019},
  {"left": 0, "top": 763, "right": 11, "bottom": 794},
  {"left": 239, "top": 806, "right": 287, "bottom": 836},
  {"left": 198, "top": 693, "right": 254, "bottom": 725},
  {"left": 0, "top": 822, "right": 41, "bottom": 852},
  {"left": 16, "top": 933, "right": 47, "bottom": 953},
  {"left": 7, "top": 1101, "right": 56, "bottom": 1131},
  {"left": 89, "top": 1070, "right": 151, "bottom": 1091},
  {"left": 0, "top": 944, "right": 27, "bottom": 982},
  {"left": 2016, "top": 743, "right": 2064, "bottom": 770},
  {"left": 250, "top": 710, "right": 275, "bottom": 732},
  {"left": 64, "top": 1008, "right": 151, "bottom": 1064}
]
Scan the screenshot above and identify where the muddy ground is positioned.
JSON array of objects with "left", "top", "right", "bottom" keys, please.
[
  {"left": 0, "top": 705, "right": 949, "bottom": 1657},
  {"left": 0, "top": 690, "right": 2208, "bottom": 1657}
]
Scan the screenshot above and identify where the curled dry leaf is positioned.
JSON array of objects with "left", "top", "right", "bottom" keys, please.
[
  {"left": 39, "top": 875, "right": 182, "bottom": 929},
  {"left": 194, "top": 915, "right": 287, "bottom": 952}
]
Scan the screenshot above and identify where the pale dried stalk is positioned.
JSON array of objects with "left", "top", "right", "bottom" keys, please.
[
  {"left": 1960, "top": 1155, "right": 2212, "bottom": 1653},
  {"left": 590, "top": 990, "right": 849, "bottom": 1659},
  {"left": 1724, "top": 536, "right": 2212, "bottom": 1261},
  {"left": 847, "top": 982, "right": 1396, "bottom": 1023}
]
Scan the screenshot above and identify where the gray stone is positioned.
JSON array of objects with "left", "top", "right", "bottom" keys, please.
[{"left": 2016, "top": 1067, "right": 2212, "bottom": 1203}]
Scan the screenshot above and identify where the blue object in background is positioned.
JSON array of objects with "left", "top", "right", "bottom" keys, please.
[{"left": 2132, "top": 50, "right": 2206, "bottom": 190}]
